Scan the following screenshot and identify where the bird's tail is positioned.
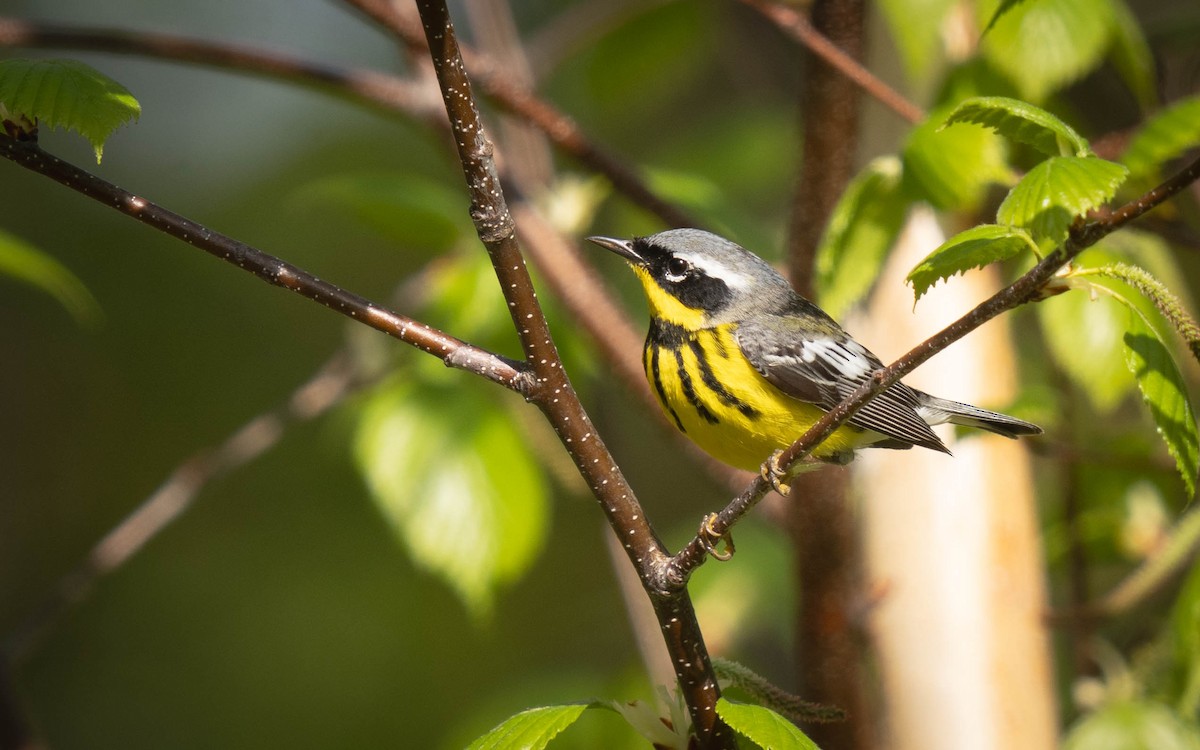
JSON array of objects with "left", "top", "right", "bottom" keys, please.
[{"left": 916, "top": 393, "right": 1042, "bottom": 439}]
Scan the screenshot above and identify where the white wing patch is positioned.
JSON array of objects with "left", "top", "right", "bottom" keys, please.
[{"left": 799, "top": 338, "right": 873, "bottom": 379}]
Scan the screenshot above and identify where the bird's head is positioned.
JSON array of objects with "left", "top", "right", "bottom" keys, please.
[{"left": 587, "top": 228, "right": 793, "bottom": 328}]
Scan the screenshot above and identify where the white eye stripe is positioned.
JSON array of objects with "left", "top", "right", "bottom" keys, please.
[{"left": 683, "top": 255, "right": 754, "bottom": 290}]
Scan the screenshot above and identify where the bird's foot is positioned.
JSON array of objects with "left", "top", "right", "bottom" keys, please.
[
  {"left": 698, "top": 512, "right": 734, "bottom": 561},
  {"left": 761, "top": 450, "right": 792, "bottom": 496}
]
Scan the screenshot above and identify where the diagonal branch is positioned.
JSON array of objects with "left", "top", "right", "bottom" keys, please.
[
  {"left": 0, "top": 14, "right": 695, "bottom": 229},
  {"left": 741, "top": 0, "right": 925, "bottom": 125},
  {"left": 667, "top": 153, "right": 1200, "bottom": 581},
  {"left": 4, "top": 351, "right": 367, "bottom": 661},
  {"left": 341, "top": 0, "right": 699, "bottom": 228},
  {"left": 0, "top": 17, "right": 436, "bottom": 119},
  {"left": 0, "top": 136, "right": 524, "bottom": 390}
]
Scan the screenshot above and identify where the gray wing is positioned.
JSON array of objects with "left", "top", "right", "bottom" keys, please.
[{"left": 735, "top": 315, "right": 948, "bottom": 453}]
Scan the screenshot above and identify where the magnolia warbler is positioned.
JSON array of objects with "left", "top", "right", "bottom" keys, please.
[{"left": 587, "top": 229, "right": 1041, "bottom": 475}]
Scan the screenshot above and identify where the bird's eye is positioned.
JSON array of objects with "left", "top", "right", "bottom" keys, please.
[{"left": 665, "top": 257, "right": 691, "bottom": 280}]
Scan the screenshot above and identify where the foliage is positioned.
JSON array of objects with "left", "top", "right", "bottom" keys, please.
[
  {"left": 1, "top": 1, "right": 1199, "bottom": 749},
  {"left": 466, "top": 704, "right": 590, "bottom": 750},
  {"left": 904, "top": 97, "right": 1197, "bottom": 495},
  {"left": 0, "top": 58, "right": 139, "bottom": 162},
  {"left": 715, "top": 699, "right": 820, "bottom": 750}
]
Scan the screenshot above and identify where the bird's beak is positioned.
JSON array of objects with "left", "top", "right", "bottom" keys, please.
[{"left": 586, "top": 235, "right": 642, "bottom": 264}]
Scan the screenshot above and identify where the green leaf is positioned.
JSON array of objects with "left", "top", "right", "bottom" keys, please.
[
  {"left": 1081, "top": 263, "right": 1200, "bottom": 365},
  {"left": 0, "top": 58, "right": 140, "bottom": 162},
  {"left": 907, "top": 224, "right": 1037, "bottom": 301},
  {"left": 353, "top": 375, "right": 548, "bottom": 619},
  {"left": 0, "top": 228, "right": 102, "bottom": 327},
  {"left": 997, "top": 156, "right": 1129, "bottom": 247},
  {"left": 716, "top": 698, "right": 820, "bottom": 750},
  {"left": 982, "top": 0, "right": 1033, "bottom": 34},
  {"left": 1037, "top": 274, "right": 1137, "bottom": 413},
  {"left": 982, "top": 0, "right": 1115, "bottom": 103},
  {"left": 1107, "top": 0, "right": 1159, "bottom": 111},
  {"left": 903, "top": 107, "right": 1015, "bottom": 212},
  {"left": 1122, "top": 96, "right": 1200, "bottom": 181},
  {"left": 943, "top": 96, "right": 1091, "bottom": 157},
  {"left": 1063, "top": 701, "right": 1200, "bottom": 750},
  {"left": 466, "top": 704, "right": 590, "bottom": 750},
  {"left": 289, "top": 172, "right": 469, "bottom": 255},
  {"left": 814, "top": 157, "right": 908, "bottom": 318},
  {"left": 1123, "top": 313, "right": 1199, "bottom": 499}
]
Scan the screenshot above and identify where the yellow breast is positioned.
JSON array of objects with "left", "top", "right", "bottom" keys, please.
[{"left": 643, "top": 322, "right": 869, "bottom": 471}]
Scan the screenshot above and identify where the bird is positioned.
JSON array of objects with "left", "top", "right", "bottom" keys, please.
[{"left": 587, "top": 228, "right": 1041, "bottom": 479}]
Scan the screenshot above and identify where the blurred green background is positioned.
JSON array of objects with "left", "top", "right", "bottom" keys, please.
[
  {"left": 3, "top": 0, "right": 1199, "bottom": 748},
  {"left": 0, "top": 2, "right": 800, "bottom": 747}
]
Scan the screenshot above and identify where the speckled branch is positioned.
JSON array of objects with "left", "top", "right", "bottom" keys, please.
[
  {"left": 412, "top": 2, "right": 732, "bottom": 746},
  {"left": 0, "top": 137, "right": 523, "bottom": 390},
  {"left": 668, "top": 153, "right": 1200, "bottom": 581}
]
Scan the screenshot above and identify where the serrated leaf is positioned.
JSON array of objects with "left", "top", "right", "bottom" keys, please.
[
  {"left": 716, "top": 699, "right": 820, "bottom": 750},
  {"left": 1122, "top": 96, "right": 1200, "bottom": 181},
  {"left": 903, "top": 107, "right": 1015, "bottom": 212},
  {"left": 1124, "top": 314, "right": 1199, "bottom": 499},
  {"left": 943, "top": 96, "right": 1091, "bottom": 157},
  {"left": 907, "top": 223, "right": 1036, "bottom": 301},
  {"left": 467, "top": 704, "right": 590, "bottom": 750},
  {"left": 1107, "top": 0, "right": 1159, "bottom": 111},
  {"left": 0, "top": 228, "right": 102, "bottom": 327},
  {"left": 997, "top": 156, "right": 1129, "bottom": 247},
  {"left": 353, "top": 376, "right": 547, "bottom": 619},
  {"left": 982, "top": 0, "right": 1115, "bottom": 103},
  {"left": 814, "top": 157, "right": 908, "bottom": 318},
  {"left": 1063, "top": 701, "right": 1200, "bottom": 750},
  {"left": 0, "top": 58, "right": 139, "bottom": 162}
]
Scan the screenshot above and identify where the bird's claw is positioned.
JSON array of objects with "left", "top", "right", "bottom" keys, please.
[
  {"left": 761, "top": 450, "right": 792, "bottom": 496},
  {"left": 698, "top": 512, "right": 734, "bottom": 561}
]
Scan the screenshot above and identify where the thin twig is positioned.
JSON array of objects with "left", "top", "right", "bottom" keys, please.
[
  {"left": 667, "top": 153, "right": 1200, "bottom": 581},
  {"left": 0, "top": 14, "right": 696, "bottom": 229},
  {"left": 341, "top": 0, "right": 699, "bottom": 228},
  {"left": 0, "top": 17, "right": 437, "bottom": 119},
  {"left": 0, "top": 137, "right": 524, "bottom": 391},
  {"left": 3, "top": 352, "right": 368, "bottom": 661},
  {"left": 741, "top": 0, "right": 926, "bottom": 125}
]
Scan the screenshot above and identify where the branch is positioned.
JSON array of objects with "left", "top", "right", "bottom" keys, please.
[
  {"left": 341, "top": 0, "right": 699, "bottom": 228},
  {"left": 667, "top": 153, "right": 1200, "bottom": 581},
  {"left": 0, "top": 17, "right": 436, "bottom": 119},
  {"left": 0, "top": 137, "right": 524, "bottom": 390},
  {"left": 3, "top": 351, "right": 369, "bottom": 661},
  {"left": 741, "top": 0, "right": 925, "bottom": 125},
  {"left": 411, "top": 2, "right": 731, "bottom": 745},
  {"left": 0, "top": 14, "right": 696, "bottom": 229}
]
